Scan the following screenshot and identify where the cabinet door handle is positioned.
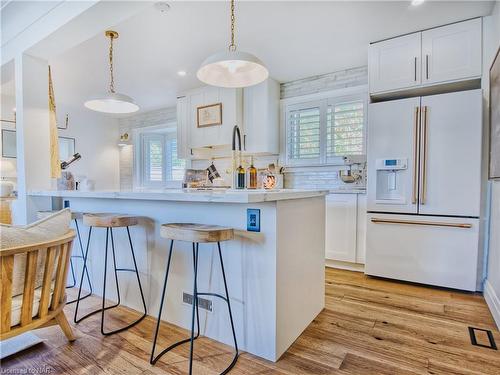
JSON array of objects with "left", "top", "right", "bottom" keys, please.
[
  {"left": 370, "top": 218, "right": 472, "bottom": 229},
  {"left": 412, "top": 107, "right": 420, "bottom": 204},
  {"left": 425, "top": 54, "right": 429, "bottom": 80},
  {"left": 420, "top": 106, "right": 428, "bottom": 205},
  {"left": 414, "top": 57, "right": 417, "bottom": 81},
  {"left": 243, "top": 134, "right": 247, "bottom": 151}
]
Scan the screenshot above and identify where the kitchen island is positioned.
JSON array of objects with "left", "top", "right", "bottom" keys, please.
[{"left": 28, "top": 189, "right": 327, "bottom": 361}]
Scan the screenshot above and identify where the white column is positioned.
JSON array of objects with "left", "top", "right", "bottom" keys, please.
[{"left": 12, "top": 53, "right": 51, "bottom": 224}]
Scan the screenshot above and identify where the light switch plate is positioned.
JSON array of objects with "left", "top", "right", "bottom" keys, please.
[{"left": 247, "top": 208, "right": 261, "bottom": 232}]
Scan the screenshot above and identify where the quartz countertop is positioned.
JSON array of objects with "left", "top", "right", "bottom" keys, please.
[{"left": 28, "top": 189, "right": 328, "bottom": 204}]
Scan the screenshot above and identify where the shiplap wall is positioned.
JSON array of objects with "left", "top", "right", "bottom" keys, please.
[
  {"left": 118, "top": 66, "right": 368, "bottom": 190},
  {"left": 280, "top": 66, "right": 367, "bottom": 99}
]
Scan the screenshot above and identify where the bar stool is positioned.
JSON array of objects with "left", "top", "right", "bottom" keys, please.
[
  {"left": 150, "top": 223, "right": 238, "bottom": 375},
  {"left": 74, "top": 213, "right": 147, "bottom": 335},
  {"left": 37, "top": 210, "right": 93, "bottom": 304}
]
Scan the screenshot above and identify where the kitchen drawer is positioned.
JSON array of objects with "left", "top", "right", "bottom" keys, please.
[{"left": 365, "top": 213, "right": 479, "bottom": 291}]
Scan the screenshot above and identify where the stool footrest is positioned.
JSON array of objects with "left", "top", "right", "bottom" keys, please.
[
  {"left": 115, "top": 268, "right": 137, "bottom": 272},
  {"left": 66, "top": 290, "right": 92, "bottom": 305},
  {"left": 197, "top": 292, "right": 228, "bottom": 303}
]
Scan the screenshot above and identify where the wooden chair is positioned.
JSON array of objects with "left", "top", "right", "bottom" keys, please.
[{"left": 0, "top": 230, "right": 76, "bottom": 342}]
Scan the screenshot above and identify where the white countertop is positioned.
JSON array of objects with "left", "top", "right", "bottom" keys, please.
[{"left": 28, "top": 189, "right": 328, "bottom": 204}]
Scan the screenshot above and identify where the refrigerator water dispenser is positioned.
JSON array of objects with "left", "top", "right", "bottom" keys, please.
[{"left": 375, "top": 158, "right": 408, "bottom": 203}]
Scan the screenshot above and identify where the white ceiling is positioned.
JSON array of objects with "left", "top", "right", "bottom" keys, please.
[{"left": 26, "top": 1, "right": 500, "bottom": 112}]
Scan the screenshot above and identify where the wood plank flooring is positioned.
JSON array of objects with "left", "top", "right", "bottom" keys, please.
[{"left": 2, "top": 268, "right": 499, "bottom": 374}]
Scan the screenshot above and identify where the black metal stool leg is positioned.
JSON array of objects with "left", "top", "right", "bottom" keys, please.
[
  {"left": 67, "top": 257, "right": 76, "bottom": 288},
  {"left": 216, "top": 241, "right": 239, "bottom": 374},
  {"left": 99, "top": 227, "right": 147, "bottom": 335},
  {"left": 75, "top": 227, "right": 120, "bottom": 324},
  {"left": 126, "top": 226, "right": 147, "bottom": 316},
  {"left": 67, "top": 218, "right": 93, "bottom": 304},
  {"left": 188, "top": 243, "right": 200, "bottom": 375},
  {"left": 150, "top": 241, "right": 201, "bottom": 365},
  {"left": 74, "top": 226, "right": 93, "bottom": 323}
]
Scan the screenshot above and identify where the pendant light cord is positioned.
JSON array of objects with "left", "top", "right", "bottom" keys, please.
[
  {"left": 109, "top": 34, "right": 115, "bottom": 93},
  {"left": 229, "top": 0, "right": 236, "bottom": 52}
]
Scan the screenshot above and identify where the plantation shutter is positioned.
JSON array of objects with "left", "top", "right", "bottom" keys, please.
[
  {"left": 287, "top": 103, "right": 321, "bottom": 164},
  {"left": 327, "top": 100, "right": 364, "bottom": 158}
]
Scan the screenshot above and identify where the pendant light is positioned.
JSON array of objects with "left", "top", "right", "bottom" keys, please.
[
  {"left": 85, "top": 30, "right": 139, "bottom": 114},
  {"left": 197, "top": 0, "right": 268, "bottom": 88}
]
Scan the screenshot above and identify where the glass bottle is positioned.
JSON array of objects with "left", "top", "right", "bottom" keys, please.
[
  {"left": 248, "top": 156, "right": 257, "bottom": 189},
  {"left": 237, "top": 164, "right": 246, "bottom": 189}
]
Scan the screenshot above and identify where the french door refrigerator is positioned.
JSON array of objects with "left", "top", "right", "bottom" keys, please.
[{"left": 365, "top": 89, "right": 483, "bottom": 291}]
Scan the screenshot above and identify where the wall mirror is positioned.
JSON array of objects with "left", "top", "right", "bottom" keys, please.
[
  {"left": 1, "top": 129, "right": 16, "bottom": 158},
  {"left": 59, "top": 136, "right": 75, "bottom": 161}
]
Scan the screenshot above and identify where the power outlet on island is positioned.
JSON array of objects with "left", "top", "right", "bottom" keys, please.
[
  {"left": 247, "top": 208, "right": 261, "bottom": 232},
  {"left": 183, "top": 292, "right": 213, "bottom": 312}
]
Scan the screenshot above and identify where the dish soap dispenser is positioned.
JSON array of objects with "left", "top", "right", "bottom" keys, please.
[
  {"left": 247, "top": 156, "right": 257, "bottom": 189},
  {"left": 237, "top": 162, "right": 246, "bottom": 189}
]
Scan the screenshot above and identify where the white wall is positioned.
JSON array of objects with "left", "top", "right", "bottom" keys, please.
[
  {"left": 484, "top": 2, "right": 500, "bottom": 328},
  {"left": 56, "top": 105, "right": 120, "bottom": 191}
]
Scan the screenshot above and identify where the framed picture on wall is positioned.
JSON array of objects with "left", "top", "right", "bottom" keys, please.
[
  {"left": 197, "top": 103, "right": 222, "bottom": 128},
  {"left": 489, "top": 45, "right": 500, "bottom": 180}
]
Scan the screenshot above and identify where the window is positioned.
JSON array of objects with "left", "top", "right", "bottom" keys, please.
[
  {"left": 285, "top": 93, "right": 366, "bottom": 166},
  {"left": 327, "top": 101, "right": 364, "bottom": 157},
  {"left": 287, "top": 104, "right": 321, "bottom": 163},
  {"left": 138, "top": 127, "right": 186, "bottom": 188}
]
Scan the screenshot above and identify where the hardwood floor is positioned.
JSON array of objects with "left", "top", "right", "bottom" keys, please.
[{"left": 2, "top": 268, "right": 499, "bottom": 374}]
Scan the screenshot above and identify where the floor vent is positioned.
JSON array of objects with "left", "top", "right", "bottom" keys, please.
[{"left": 468, "top": 327, "right": 497, "bottom": 350}]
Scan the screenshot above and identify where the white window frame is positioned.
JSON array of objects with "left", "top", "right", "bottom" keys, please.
[
  {"left": 280, "top": 85, "right": 368, "bottom": 168},
  {"left": 134, "top": 123, "right": 188, "bottom": 189}
]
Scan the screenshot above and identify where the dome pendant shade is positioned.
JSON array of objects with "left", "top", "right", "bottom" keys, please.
[
  {"left": 84, "top": 92, "right": 139, "bottom": 114},
  {"left": 84, "top": 30, "right": 139, "bottom": 114},
  {"left": 197, "top": 50, "right": 269, "bottom": 88}
]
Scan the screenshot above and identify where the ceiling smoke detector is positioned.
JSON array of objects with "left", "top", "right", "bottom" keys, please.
[{"left": 155, "top": 2, "right": 171, "bottom": 14}]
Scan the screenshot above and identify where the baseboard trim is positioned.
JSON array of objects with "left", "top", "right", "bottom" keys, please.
[
  {"left": 484, "top": 279, "right": 500, "bottom": 330},
  {"left": 325, "top": 259, "right": 365, "bottom": 273}
]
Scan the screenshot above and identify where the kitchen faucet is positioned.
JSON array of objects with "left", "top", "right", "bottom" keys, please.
[
  {"left": 232, "top": 125, "right": 243, "bottom": 188},
  {"left": 232, "top": 125, "right": 242, "bottom": 152}
]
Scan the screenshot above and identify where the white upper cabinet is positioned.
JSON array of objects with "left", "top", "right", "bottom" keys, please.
[
  {"left": 177, "top": 79, "right": 280, "bottom": 158},
  {"left": 176, "top": 95, "right": 189, "bottom": 159},
  {"left": 369, "top": 33, "right": 422, "bottom": 93},
  {"left": 421, "top": 18, "right": 481, "bottom": 85},
  {"left": 188, "top": 86, "right": 243, "bottom": 150},
  {"left": 369, "top": 18, "right": 482, "bottom": 95},
  {"left": 243, "top": 78, "right": 280, "bottom": 155}
]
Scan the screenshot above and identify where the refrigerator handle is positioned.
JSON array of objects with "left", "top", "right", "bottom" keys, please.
[
  {"left": 370, "top": 218, "right": 472, "bottom": 229},
  {"left": 420, "top": 106, "right": 428, "bottom": 205},
  {"left": 412, "top": 107, "right": 420, "bottom": 204}
]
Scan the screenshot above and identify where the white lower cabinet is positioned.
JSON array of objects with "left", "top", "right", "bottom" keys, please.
[
  {"left": 356, "top": 194, "right": 367, "bottom": 264},
  {"left": 325, "top": 193, "right": 366, "bottom": 264}
]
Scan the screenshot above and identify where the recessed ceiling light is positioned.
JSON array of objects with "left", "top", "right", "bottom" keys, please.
[
  {"left": 177, "top": 70, "right": 187, "bottom": 77},
  {"left": 155, "top": 2, "right": 170, "bottom": 14},
  {"left": 411, "top": 0, "right": 425, "bottom": 6}
]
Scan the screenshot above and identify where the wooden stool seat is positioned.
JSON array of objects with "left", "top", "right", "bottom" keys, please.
[
  {"left": 83, "top": 213, "right": 138, "bottom": 228},
  {"left": 161, "top": 223, "right": 234, "bottom": 243},
  {"left": 37, "top": 210, "right": 83, "bottom": 221}
]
